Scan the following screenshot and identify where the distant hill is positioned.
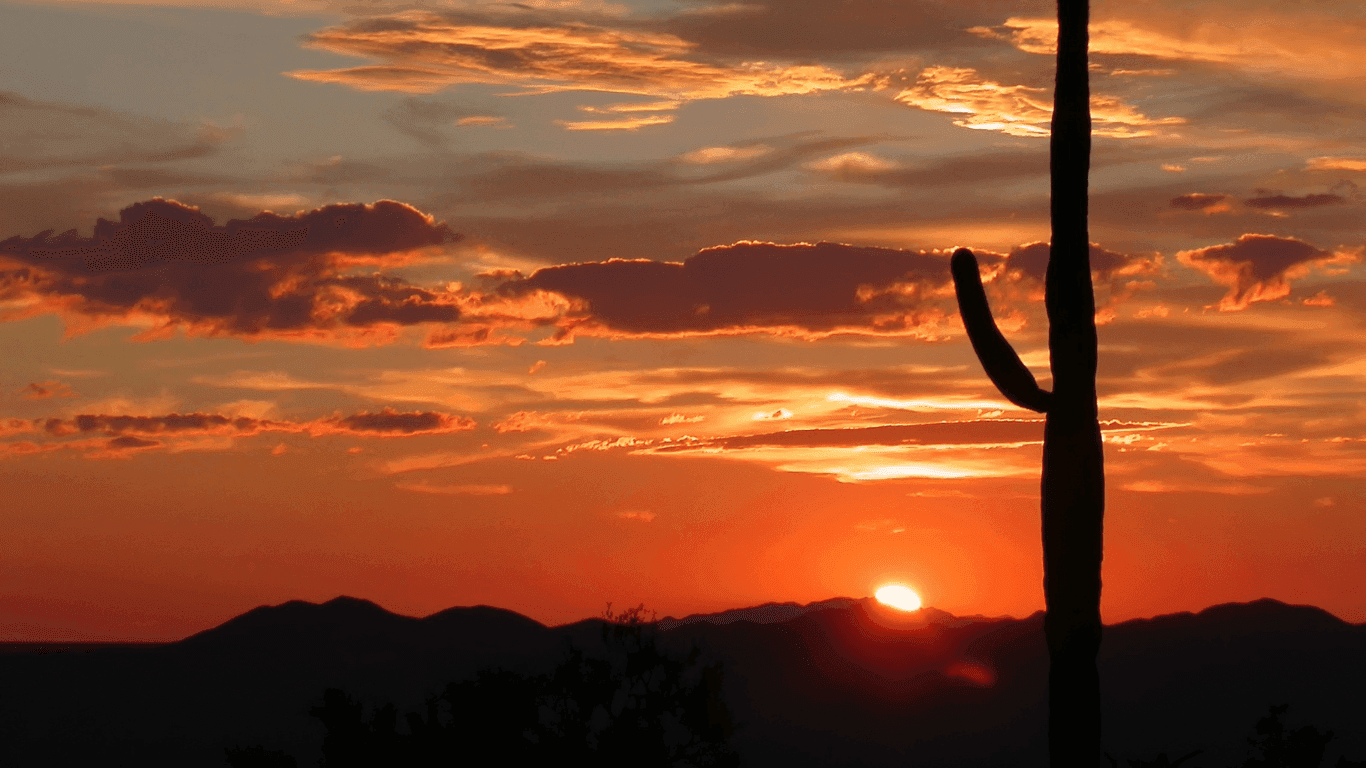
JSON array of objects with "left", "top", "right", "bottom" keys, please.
[{"left": 0, "top": 597, "right": 1361, "bottom": 767}]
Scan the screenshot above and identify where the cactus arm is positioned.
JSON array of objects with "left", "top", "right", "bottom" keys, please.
[{"left": 950, "top": 248, "right": 1052, "bottom": 414}]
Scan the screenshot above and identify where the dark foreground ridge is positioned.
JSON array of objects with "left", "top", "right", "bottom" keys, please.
[{"left": 1, "top": 597, "right": 1362, "bottom": 767}]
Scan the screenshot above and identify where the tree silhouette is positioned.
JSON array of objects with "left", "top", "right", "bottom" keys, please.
[{"left": 950, "top": 1, "right": 1102, "bottom": 766}]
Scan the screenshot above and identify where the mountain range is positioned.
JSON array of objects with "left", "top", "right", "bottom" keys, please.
[{"left": 1, "top": 597, "right": 1362, "bottom": 767}]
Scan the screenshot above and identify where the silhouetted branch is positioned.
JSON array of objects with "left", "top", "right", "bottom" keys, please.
[{"left": 950, "top": 248, "right": 1052, "bottom": 414}]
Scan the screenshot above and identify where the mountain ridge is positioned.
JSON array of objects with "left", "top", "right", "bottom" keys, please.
[{"left": 4, "top": 596, "right": 1358, "bottom": 767}]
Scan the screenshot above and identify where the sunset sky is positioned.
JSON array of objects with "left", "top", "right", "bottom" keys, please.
[{"left": 3, "top": 0, "right": 1365, "bottom": 641}]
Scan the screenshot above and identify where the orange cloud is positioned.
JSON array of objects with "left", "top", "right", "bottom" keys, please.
[
  {"left": 1169, "top": 193, "right": 1227, "bottom": 211},
  {"left": 555, "top": 114, "right": 676, "bottom": 131},
  {"left": 1308, "top": 157, "right": 1366, "bottom": 172},
  {"left": 286, "top": 11, "right": 871, "bottom": 104},
  {"left": 1177, "top": 234, "right": 1359, "bottom": 311},
  {"left": 0, "top": 198, "right": 462, "bottom": 342},
  {"left": 652, "top": 420, "right": 1048, "bottom": 453},
  {"left": 894, "top": 66, "right": 1183, "bottom": 139},
  {"left": 997, "top": 14, "right": 1366, "bottom": 84},
  {"left": 395, "top": 481, "right": 512, "bottom": 495}
]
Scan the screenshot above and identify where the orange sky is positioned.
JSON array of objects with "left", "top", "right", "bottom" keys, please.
[{"left": 2, "top": 0, "right": 1364, "bottom": 640}]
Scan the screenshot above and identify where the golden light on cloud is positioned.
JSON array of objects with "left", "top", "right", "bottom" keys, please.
[
  {"left": 844, "top": 465, "right": 981, "bottom": 481},
  {"left": 875, "top": 584, "right": 922, "bottom": 611},
  {"left": 826, "top": 392, "right": 1006, "bottom": 412},
  {"left": 809, "top": 152, "right": 896, "bottom": 172},
  {"left": 286, "top": 12, "right": 872, "bottom": 101},
  {"left": 1308, "top": 157, "right": 1366, "bottom": 172},
  {"left": 998, "top": 14, "right": 1366, "bottom": 83},
  {"left": 555, "top": 114, "right": 676, "bottom": 131},
  {"left": 895, "top": 66, "right": 1182, "bottom": 138},
  {"left": 680, "top": 145, "right": 771, "bottom": 164}
]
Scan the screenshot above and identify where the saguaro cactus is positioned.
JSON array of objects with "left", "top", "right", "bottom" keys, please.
[{"left": 950, "top": 1, "right": 1102, "bottom": 767}]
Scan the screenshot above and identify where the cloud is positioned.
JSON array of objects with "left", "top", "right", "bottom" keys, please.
[
  {"left": 494, "top": 240, "right": 958, "bottom": 341},
  {"left": 380, "top": 97, "right": 502, "bottom": 149},
  {"left": 492, "top": 410, "right": 583, "bottom": 433},
  {"left": 0, "top": 90, "right": 232, "bottom": 176},
  {"left": 1169, "top": 193, "right": 1227, "bottom": 211},
  {"left": 1120, "top": 479, "right": 1269, "bottom": 495},
  {"left": 655, "top": 419, "right": 1048, "bottom": 452},
  {"left": 1308, "top": 157, "right": 1366, "bottom": 172},
  {"left": 995, "top": 12, "right": 1366, "bottom": 85},
  {"left": 0, "top": 198, "right": 462, "bottom": 342},
  {"left": 435, "top": 133, "right": 884, "bottom": 206},
  {"left": 1243, "top": 193, "right": 1344, "bottom": 210},
  {"left": 660, "top": 0, "right": 1032, "bottom": 56},
  {"left": 444, "top": 236, "right": 1157, "bottom": 344},
  {"left": 107, "top": 435, "right": 159, "bottom": 450},
  {"left": 1176, "top": 234, "right": 1358, "bottom": 311},
  {"left": 555, "top": 114, "right": 676, "bottom": 131},
  {"left": 285, "top": 9, "right": 872, "bottom": 102},
  {"left": 395, "top": 481, "right": 512, "bottom": 495},
  {"left": 19, "top": 381, "right": 76, "bottom": 400},
  {"left": 894, "top": 66, "right": 1183, "bottom": 139},
  {"left": 995, "top": 241, "right": 1163, "bottom": 322}
]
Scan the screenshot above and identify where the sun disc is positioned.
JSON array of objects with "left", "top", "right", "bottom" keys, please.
[{"left": 875, "top": 584, "right": 922, "bottom": 611}]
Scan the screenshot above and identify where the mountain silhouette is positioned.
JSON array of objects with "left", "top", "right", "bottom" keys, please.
[{"left": 0, "top": 597, "right": 1361, "bottom": 767}]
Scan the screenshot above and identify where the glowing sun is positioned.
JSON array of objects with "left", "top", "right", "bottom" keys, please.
[{"left": 875, "top": 585, "right": 922, "bottom": 611}]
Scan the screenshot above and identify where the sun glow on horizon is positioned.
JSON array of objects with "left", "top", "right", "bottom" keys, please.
[{"left": 875, "top": 584, "right": 922, "bottom": 611}]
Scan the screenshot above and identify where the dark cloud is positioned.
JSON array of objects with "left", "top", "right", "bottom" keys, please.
[
  {"left": 0, "top": 198, "right": 462, "bottom": 340},
  {"left": 62, "top": 413, "right": 270, "bottom": 436},
  {"left": 1003, "top": 241, "right": 1156, "bottom": 283},
  {"left": 1170, "top": 193, "right": 1227, "bottom": 211},
  {"left": 33, "top": 409, "right": 475, "bottom": 443},
  {"left": 497, "top": 240, "right": 956, "bottom": 341},
  {"left": 326, "top": 408, "right": 476, "bottom": 435},
  {"left": 107, "top": 435, "right": 159, "bottom": 450},
  {"left": 1177, "top": 233, "right": 1352, "bottom": 311},
  {"left": 1243, "top": 193, "right": 1345, "bottom": 209},
  {"left": 19, "top": 381, "right": 75, "bottom": 400}
]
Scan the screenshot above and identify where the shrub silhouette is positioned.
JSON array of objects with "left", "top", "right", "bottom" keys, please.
[
  {"left": 224, "top": 743, "right": 299, "bottom": 767},
  {"left": 1240, "top": 704, "right": 1334, "bottom": 768},
  {"left": 309, "top": 603, "right": 739, "bottom": 767},
  {"left": 950, "top": 0, "right": 1103, "bottom": 765}
]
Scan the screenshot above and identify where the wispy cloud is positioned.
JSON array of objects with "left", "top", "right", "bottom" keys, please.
[
  {"left": 895, "top": 66, "right": 1184, "bottom": 139},
  {"left": 286, "top": 10, "right": 872, "bottom": 104}
]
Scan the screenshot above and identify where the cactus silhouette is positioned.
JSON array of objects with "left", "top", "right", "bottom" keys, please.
[{"left": 950, "top": 1, "right": 1102, "bottom": 767}]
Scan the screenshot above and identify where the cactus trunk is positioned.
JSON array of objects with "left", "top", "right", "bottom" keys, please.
[
  {"left": 1046, "top": 1, "right": 1102, "bottom": 765},
  {"left": 950, "top": 1, "right": 1103, "bottom": 766}
]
